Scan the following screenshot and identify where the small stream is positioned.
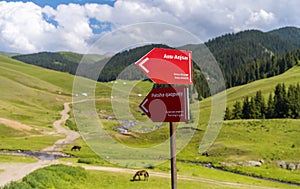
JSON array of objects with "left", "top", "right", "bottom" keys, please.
[
  {"left": 0, "top": 150, "right": 73, "bottom": 160},
  {"left": 178, "top": 159, "right": 300, "bottom": 187}
]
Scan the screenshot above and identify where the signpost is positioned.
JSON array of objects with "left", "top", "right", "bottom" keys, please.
[
  {"left": 135, "top": 48, "right": 193, "bottom": 84},
  {"left": 136, "top": 48, "right": 193, "bottom": 189},
  {"left": 139, "top": 86, "right": 189, "bottom": 122}
]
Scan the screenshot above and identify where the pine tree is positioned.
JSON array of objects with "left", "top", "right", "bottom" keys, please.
[
  {"left": 266, "top": 92, "right": 274, "bottom": 118},
  {"left": 232, "top": 101, "right": 243, "bottom": 119},
  {"left": 224, "top": 107, "right": 232, "bottom": 120},
  {"left": 287, "top": 83, "right": 300, "bottom": 118},
  {"left": 253, "top": 90, "right": 265, "bottom": 118},
  {"left": 296, "top": 83, "right": 300, "bottom": 118},
  {"left": 242, "top": 96, "right": 252, "bottom": 119},
  {"left": 274, "top": 83, "right": 289, "bottom": 118}
]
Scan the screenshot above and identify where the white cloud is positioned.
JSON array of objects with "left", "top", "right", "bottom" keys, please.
[
  {"left": 85, "top": 22, "right": 201, "bottom": 55},
  {"left": 85, "top": 3, "right": 113, "bottom": 21},
  {"left": 0, "top": 1, "right": 55, "bottom": 52},
  {"left": 0, "top": 0, "right": 299, "bottom": 54},
  {"left": 246, "top": 9, "right": 275, "bottom": 27},
  {"left": 0, "top": 2, "right": 93, "bottom": 53},
  {"left": 111, "top": 0, "right": 177, "bottom": 26},
  {"left": 54, "top": 4, "right": 93, "bottom": 52}
]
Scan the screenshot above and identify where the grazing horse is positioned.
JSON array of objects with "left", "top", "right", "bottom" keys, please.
[
  {"left": 132, "top": 170, "right": 149, "bottom": 181},
  {"left": 71, "top": 145, "right": 81, "bottom": 151}
]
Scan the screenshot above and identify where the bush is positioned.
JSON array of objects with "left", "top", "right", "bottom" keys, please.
[
  {"left": 65, "top": 119, "right": 78, "bottom": 131},
  {"left": 4, "top": 164, "right": 87, "bottom": 189}
]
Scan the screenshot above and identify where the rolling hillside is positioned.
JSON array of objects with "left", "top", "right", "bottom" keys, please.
[
  {"left": 197, "top": 65, "right": 300, "bottom": 122},
  {"left": 0, "top": 46, "right": 300, "bottom": 186},
  {"left": 1, "top": 45, "right": 299, "bottom": 131},
  {"left": 10, "top": 27, "right": 300, "bottom": 100},
  {"left": 12, "top": 51, "right": 105, "bottom": 77},
  {"left": 178, "top": 65, "right": 300, "bottom": 184},
  {"left": 0, "top": 52, "right": 19, "bottom": 57},
  {"left": 206, "top": 27, "right": 300, "bottom": 61},
  {"left": 0, "top": 55, "right": 74, "bottom": 128},
  {"left": 191, "top": 26, "right": 300, "bottom": 88}
]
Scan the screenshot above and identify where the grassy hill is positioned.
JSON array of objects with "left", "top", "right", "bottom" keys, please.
[
  {"left": 0, "top": 52, "right": 20, "bottom": 57},
  {"left": 225, "top": 65, "right": 300, "bottom": 106},
  {"left": 11, "top": 51, "right": 105, "bottom": 77},
  {"left": 0, "top": 55, "right": 74, "bottom": 127},
  {"left": 64, "top": 64, "right": 300, "bottom": 185},
  {"left": 0, "top": 55, "right": 78, "bottom": 150},
  {"left": 179, "top": 65, "right": 300, "bottom": 184},
  {"left": 0, "top": 53, "right": 299, "bottom": 186}
]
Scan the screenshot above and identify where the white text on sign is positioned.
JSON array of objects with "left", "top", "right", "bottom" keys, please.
[
  {"left": 164, "top": 54, "right": 189, "bottom": 61},
  {"left": 151, "top": 92, "right": 183, "bottom": 98},
  {"left": 174, "top": 73, "right": 189, "bottom": 80}
]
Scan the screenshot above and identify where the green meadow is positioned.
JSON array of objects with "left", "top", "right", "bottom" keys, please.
[
  {"left": 0, "top": 55, "right": 73, "bottom": 128},
  {"left": 1, "top": 55, "right": 300, "bottom": 188},
  {"left": 4, "top": 164, "right": 299, "bottom": 189}
]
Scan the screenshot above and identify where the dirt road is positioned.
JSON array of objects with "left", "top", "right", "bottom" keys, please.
[
  {"left": 0, "top": 102, "right": 79, "bottom": 187},
  {"left": 0, "top": 160, "right": 58, "bottom": 187},
  {"left": 42, "top": 102, "right": 80, "bottom": 152}
]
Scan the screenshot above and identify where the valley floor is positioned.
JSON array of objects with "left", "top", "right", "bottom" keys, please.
[{"left": 0, "top": 102, "right": 298, "bottom": 189}]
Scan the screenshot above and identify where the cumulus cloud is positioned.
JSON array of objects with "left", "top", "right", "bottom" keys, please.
[
  {"left": 85, "top": 3, "right": 113, "bottom": 21},
  {"left": 0, "top": 0, "right": 299, "bottom": 53},
  {"left": 0, "top": 1, "right": 55, "bottom": 52}
]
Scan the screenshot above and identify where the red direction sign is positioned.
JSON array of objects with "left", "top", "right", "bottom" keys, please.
[
  {"left": 135, "top": 48, "right": 193, "bottom": 84},
  {"left": 139, "top": 86, "right": 189, "bottom": 122}
]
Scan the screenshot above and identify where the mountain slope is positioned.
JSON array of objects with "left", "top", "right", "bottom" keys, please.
[
  {"left": 8, "top": 27, "right": 300, "bottom": 95},
  {"left": 206, "top": 27, "right": 300, "bottom": 64},
  {"left": 268, "top": 26, "right": 300, "bottom": 47},
  {"left": 11, "top": 52, "right": 104, "bottom": 75},
  {"left": 197, "top": 64, "right": 300, "bottom": 124},
  {"left": 0, "top": 52, "right": 20, "bottom": 57},
  {"left": 0, "top": 55, "right": 74, "bottom": 128},
  {"left": 199, "top": 27, "right": 300, "bottom": 88}
]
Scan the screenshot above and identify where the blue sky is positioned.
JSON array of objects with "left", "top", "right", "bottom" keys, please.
[
  {"left": 7, "top": 0, "right": 116, "bottom": 7},
  {"left": 0, "top": 0, "right": 300, "bottom": 54}
]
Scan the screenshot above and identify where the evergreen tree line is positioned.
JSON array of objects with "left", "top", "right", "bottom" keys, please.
[
  {"left": 225, "top": 83, "right": 300, "bottom": 120},
  {"left": 205, "top": 28, "right": 300, "bottom": 89},
  {"left": 13, "top": 52, "right": 81, "bottom": 75},
  {"left": 226, "top": 49, "right": 300, "bottom": 88},
  {"left": 11, "top": 38, "right": 300, "bottom": 102}
]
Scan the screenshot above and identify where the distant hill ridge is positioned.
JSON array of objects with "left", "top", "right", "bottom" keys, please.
[
  {"left": 12, "top": 51, "right": 104, "bottom": 75},
  {"left": 205, "top": 26, "right": 300, "bottom": 71},
  {"left": 202, "top": 26, "right": 300, "bottom": 87},
  {"left": 9, "top": 26, "right": 300, "bottom": 99}
]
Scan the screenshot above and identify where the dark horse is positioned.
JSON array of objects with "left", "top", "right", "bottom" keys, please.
[
  {"left": 71, "top": 145, "right": 81, "bottom": 151},
  {"left": 132, "top": 170, "right": 149, "bottom": 181}
]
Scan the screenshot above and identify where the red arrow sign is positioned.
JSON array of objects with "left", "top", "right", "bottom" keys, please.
[
  {"left": 139, "top": 86, "right": 189, "bottom": 122},
  {"left": 135, "top": 48, "right": 193, "bottom": 84}
]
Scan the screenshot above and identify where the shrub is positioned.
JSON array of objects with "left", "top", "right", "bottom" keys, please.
[{"left": 4, "top": 164, "right": 87, "bottom": 189}]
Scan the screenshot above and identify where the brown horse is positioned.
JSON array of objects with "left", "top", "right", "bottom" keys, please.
[
  {"left": 132, "top": 170, "right": 149, "bottom": 181},
  {"left": 71, "top": 145, "right": 81, "bottom": 151}
]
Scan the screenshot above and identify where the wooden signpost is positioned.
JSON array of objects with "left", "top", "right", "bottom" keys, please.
[{"left": 136, "top": 48, "right": 193, "bottom": 189}]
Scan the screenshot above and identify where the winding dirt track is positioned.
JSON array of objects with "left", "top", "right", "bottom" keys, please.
[
  {"left": 41, "top": 102, "right": 80, "bottom": 152},
  {"left": 0, "top": 102, "right": 80, "bottom": 187},
  {"left": 0, "top": 103, "right": 280, "bottom": 188}
]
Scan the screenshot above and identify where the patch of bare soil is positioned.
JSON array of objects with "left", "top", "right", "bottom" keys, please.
[{"left": 0, "top": 118, "right": 33, "bottom": 131}]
